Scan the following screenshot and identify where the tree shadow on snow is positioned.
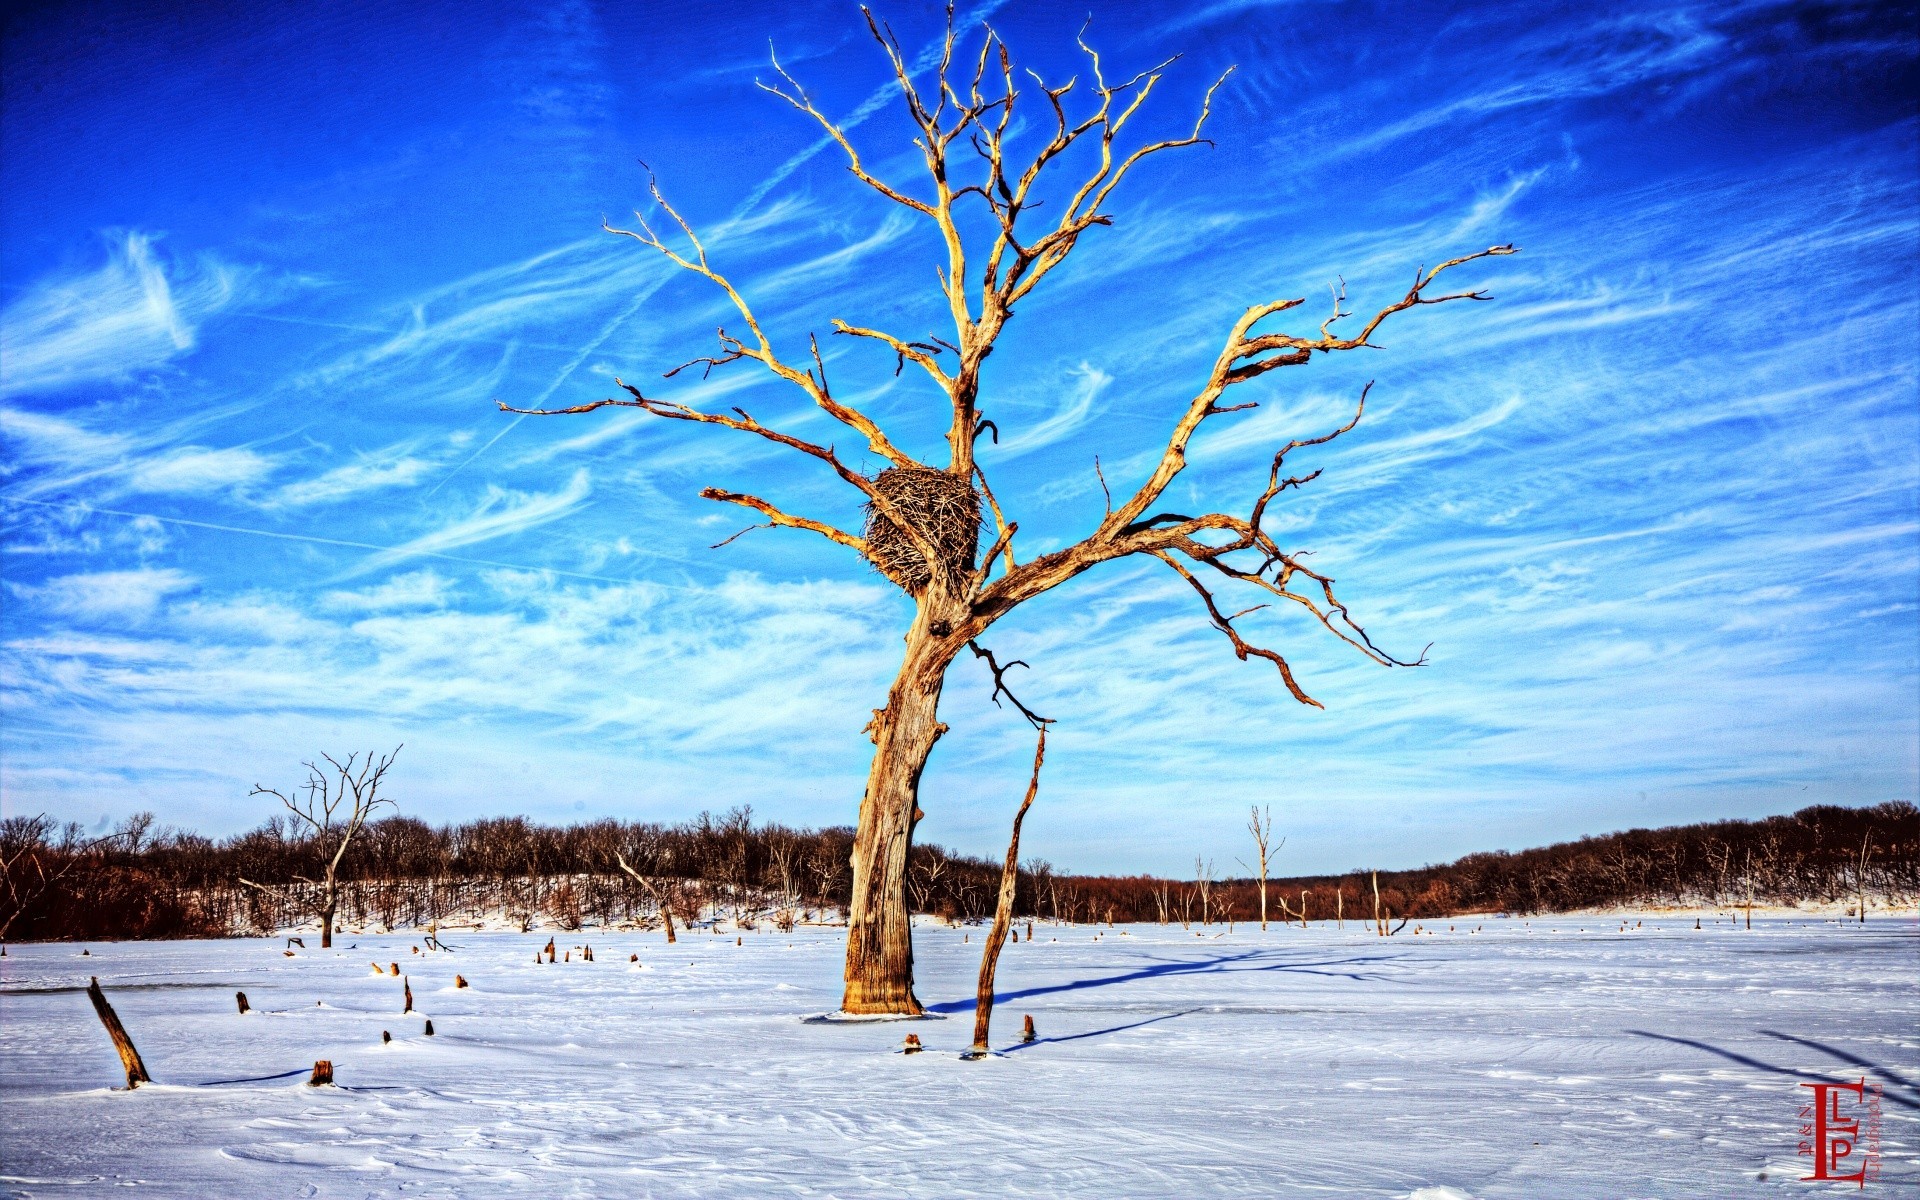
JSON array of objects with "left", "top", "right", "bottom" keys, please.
[
  {"left": 1001, "top": 1007, "right": 1200, "bottom": 1052},
  {"left": 197, "top": 1068, "right": 311, "bottom": 1086},
  {"left": 1759, "top": 1029, "right": 1920, "bottom": 1108},
  {"left": 924, "top": 947, "right": 1408, "bottom": 1015},
  {"left": 1626, "top": 1030, "right": 1920, "bottom": 1111}
]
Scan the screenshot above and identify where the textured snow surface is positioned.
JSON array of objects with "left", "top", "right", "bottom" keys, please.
[{"left": 2, "top": 918, "right": 1914, "bottom": 1198}]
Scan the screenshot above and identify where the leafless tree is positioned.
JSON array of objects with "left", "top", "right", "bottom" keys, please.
[
  {"left": 1194, "top": 857, "right": 1215, "bottom": 926},
  {"left": 242, "top": 748, "right": 401, "bottom": 948},
  {"left": 1240, "top": 805, "right": 1282, "bottom": 931},
  {"left": 0, "top": 815, "right": 136, "bottom": 941},
  {"left": 968, "top": 723, "right": 1048, "bottom": 1058},
  {"left": 505, "top": 10, "right": 1511, "bottom": 1012},
  {"left": 615, "top": 825, "right": 681, "bottom": 942}
]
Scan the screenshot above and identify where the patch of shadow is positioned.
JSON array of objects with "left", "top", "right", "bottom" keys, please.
[
  {"left": 1003, "top": 1008, "right": 1198, "bottom": 1052},
  {"left": 924, "top": 948, "right": 1407, "bottom": 1015},
  {"left": 198, "top": 1068, "right": 310, "bottom": 1087},
  {"left": 1759, "top": 1029, "right": 1920, "bottom": 1106},
  {"left": 0, "top": 982, "right": 236, "bottom": 996},
  {"left": 1627, "top": 1030, "right": 1919, "bottom": 1112},
  {"left": 798, "top": 1011, "right": 949, "bottom": 1025}
]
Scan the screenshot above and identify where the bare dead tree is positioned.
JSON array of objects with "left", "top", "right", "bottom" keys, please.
[
  {"left": 503, "top": 9, "right": 1513, "bottom": 1012},
  {"left": 1194, "top": 857, "right": 1215, "bottom": 926},
  {"left": 0, "top": 815, "right": 134, "bottom": 942},
  {"left": 242, "top": 747, "right": 401, "bottom": 948},
  {"left": 1241, "top": 805, "right": 1282, "bottom": 931},
  {"left": 968, "top": 724, "right": 1049, "bottom": 1058}
]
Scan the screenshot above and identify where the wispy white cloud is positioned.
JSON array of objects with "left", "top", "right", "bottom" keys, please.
[
  {"left": 15, "top": 567, "right": 197, "bottom": 621},
  {"left": 0, "top": 232, "right": 249, "bottom": 398},
  {"left": 341, "top": 469, "right": 593, "bottom": 578},
  {"left": 126, "top": 445, "right": 275, "bottom": 494},
  {"left": 992, "top": 362, "right": 1112, "bottom": 459},
  {"left": 275, "top": 444, "right": 438, "bottom": 507}
]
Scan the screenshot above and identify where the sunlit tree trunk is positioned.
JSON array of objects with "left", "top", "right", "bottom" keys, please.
[{"left": 842, "top": 596, "right": 964, "bottom": 1014}]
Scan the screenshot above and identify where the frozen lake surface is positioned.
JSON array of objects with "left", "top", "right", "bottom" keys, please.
[{"left": 2, "top": 916, "right": 1914, "bottom": 1198}]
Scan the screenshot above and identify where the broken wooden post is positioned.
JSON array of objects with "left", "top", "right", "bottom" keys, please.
[
  {"left": 1021, "top": 1014, "right": 1036, "bottom": 1044},
  {"left": 235, "top": 991, "right": 250, "bottom": 1015},
  {"left": 308, "top": 1060, "right": 333, "bottom": 1086},
  {"left": 968, "top": 725, "right": 1047, "bottom": 1060},
  {"left": 85, "top": 977, "right": 151, "bottom": 1088}
]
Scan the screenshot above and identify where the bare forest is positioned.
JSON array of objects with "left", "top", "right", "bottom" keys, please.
[{"left": 4, "top": 801, "right": 1912, "bottom": 944}]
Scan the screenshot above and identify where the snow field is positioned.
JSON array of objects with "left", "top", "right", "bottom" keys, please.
[{"left": 1, "top": 916, "right": 1914, "bottom": 1198}]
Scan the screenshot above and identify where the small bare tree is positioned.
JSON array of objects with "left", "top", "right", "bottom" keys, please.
[
  {"left": 1194, "top": 857, "right": 1215, "bottom": 926},
  {"left": 614, "top": 826, "right": 681, "bottom": 943},
  {"left": 503, "top": 8, "right": 1512, "bottom": 1012},
  {"left": 0, "top": 815, "right": 137, "bottom": 942},
  {"left": 968, "top": 705, "right": 1050, "bottom": 1057},
  {"left": 1239, "top": 805, "right": 1282, "bottom": 931},
  {"left": 243, "top": 747, "right": 401, "bottom": 948}
]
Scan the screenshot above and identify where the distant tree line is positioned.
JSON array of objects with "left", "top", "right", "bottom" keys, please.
[{"left": 2, "top": 801, "right": 1912, "bottom": 942}]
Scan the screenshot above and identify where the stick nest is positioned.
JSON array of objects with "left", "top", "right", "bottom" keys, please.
[{"left": 862, "top": 467, "right": 980, "bottom": 595}]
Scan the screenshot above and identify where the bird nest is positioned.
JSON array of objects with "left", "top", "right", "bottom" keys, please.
[{"left": 862, "top": 466, "right": 980, "bottom": 595}]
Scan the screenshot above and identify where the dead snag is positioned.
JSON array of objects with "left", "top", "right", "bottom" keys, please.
[
  {"left": 500, "top": 10, "right": 1514, "bottom": 1015},
  {"left": 403, "top": 978, "right": 413, "bottom": 1014},
  {"left": 309, "top": 1060, "right": 333, "bottom": 1086},
  {"left": 85, "top": 977, "right": 151, "bottom": 1088},
  {"left": 249, "top": 746, "right": 401, "bottom": 948},
  {"left": 235, "top": 991, "right": 250, "bottom": 1015},
  {"left": 613, "top": 852, "right": 684, "bottom": 945},
  {"left": 968, "top": 724, "right": 1049, "bottom": 1059}
]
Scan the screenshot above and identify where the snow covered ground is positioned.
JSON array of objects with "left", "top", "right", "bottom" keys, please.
[{"left": 3, "top": 915, "right": 1914, "bottom": 1198}]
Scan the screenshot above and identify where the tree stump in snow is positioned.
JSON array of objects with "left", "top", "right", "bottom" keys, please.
[
  {"left": 383, "top": 1030, "right": 392, "bottom": 1044},
  {"left": 85, "top": 977, "right": 151, "bottom": 1088},
  {"left": 308, "top": 1060, "right": 333, "bottom": 1086},
  {"left": 423, "top": 1019, "right": 434, "bottom": 1036},
  {"left": 455, "top": 974, "right": 468, "bottom": 989},
  {"left": 902, "top": 1034, "right": 923, "bottom": 1054},
  {"left": 390, "top": 962, "right": 400, "bottom": 976},
  {"left": 235, "top": 991, "right": 250, "bottom": 1015},
  {"left": 403, "top": 978, "right": 413, "bottom": 1013},
  {"left": 1021, "top": 1014, "right": 1036, "bottom": 1044}
]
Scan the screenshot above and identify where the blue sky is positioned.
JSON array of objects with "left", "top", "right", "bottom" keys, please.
[{"left": 2, "top": 0, "right": 1915, "bottom": 876}]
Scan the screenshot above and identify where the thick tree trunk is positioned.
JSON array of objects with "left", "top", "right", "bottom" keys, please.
[
  {"left": 320, "top": 891, "right": 336, "bottom": 949},
  {"left": 841, "top": 609, "right": 959, "bottom": 1014}
]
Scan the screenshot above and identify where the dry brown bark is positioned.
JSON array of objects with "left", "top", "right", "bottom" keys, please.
[
  {"left": 503, "top": 10, "right": 1512, "bottom": 1013},
  {"left": 85, "top": 977, "right": 151, "bottom": 1088},
  {"left": 968, "top": 727, "right": 1046, "bottom": 1055}
]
